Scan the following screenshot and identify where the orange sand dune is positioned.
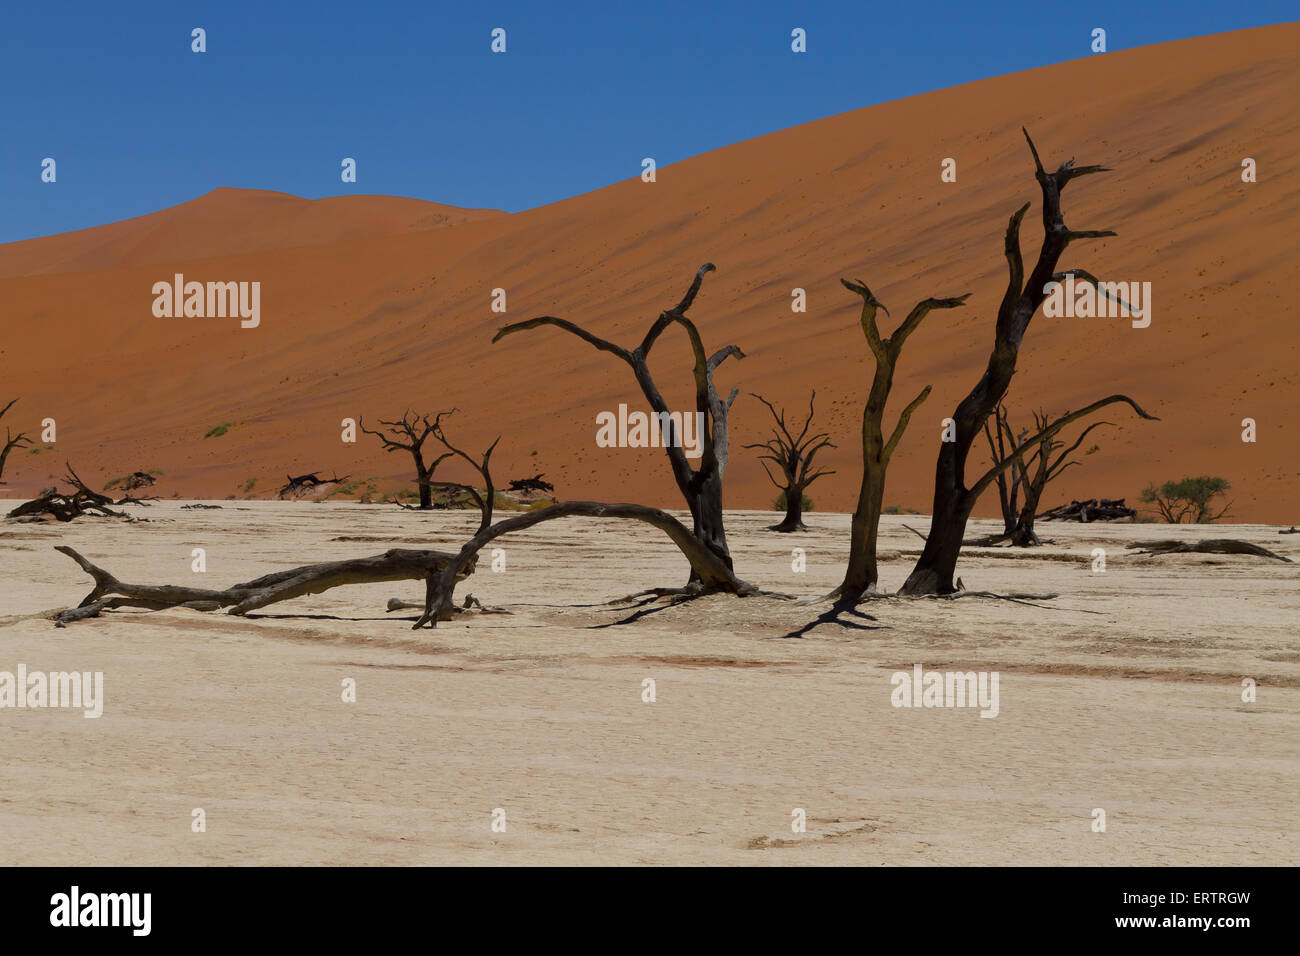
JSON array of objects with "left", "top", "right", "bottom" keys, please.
[
  {"left": 1, "top": 24, "right": 1297, "bottom": 521},
  {"left": 0, "top": 189, "right": 504, "bottom": 278}
]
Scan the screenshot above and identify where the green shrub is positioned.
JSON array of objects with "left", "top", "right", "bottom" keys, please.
[
  {"left": 1139, "top": 476, "right": 1231, "bottom": 523},
  {"left": 774, "top": 490, "right": 813, "bottom": 512}
]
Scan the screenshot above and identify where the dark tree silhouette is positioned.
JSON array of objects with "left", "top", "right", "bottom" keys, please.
[
  {"left": 900, "top": 129, "right": 1157, "bottom": 595},
  {"left": 493, "top": 263, "right": 743, "bottom": 574},
  {"left": 508, "top": 474, "right": 554, "bottom": 493},
  {"left": 8, "top": 462, "right": 153, "bottom": 521},
  {"left": 51, "top": 545, "right": 471, "bottom": 625},
  {"left": 744, "top": 391, "right": 834, "bottom": 532},
  {"left": 361, "top": 409, "right": 499, "bottom": 529},
  {"left": 277, "top": 472, "right": 349, "bottom": 499},
  {"left": 982, "top": 404, "right": 1025, "bottom": 536},
  {"left": 830, "top": 279, "right": 969, "bottom": 601},
  {"left": 982, "top": 403, "right": 1115, "bottom": 546},
  {"left": 119, "top": 472, "right": 158, "bottom": 492},
  {"left": 414, "top": 501, "right": 760, "bottom": 628},
  {"left": 360, "top": 410, "right": 454, "bottom": 510},
  {"left": 0, "top": 398, "right": 32, "bottom": 482},
  {"left": 1005, "top": 410, "right": 1113, "bottom": 546},
  {"left": 49, "top": 500, "right": 765, "bottom": 628},
  {"left": 428, "top": 415, "right": 500, "bottom": 534}
]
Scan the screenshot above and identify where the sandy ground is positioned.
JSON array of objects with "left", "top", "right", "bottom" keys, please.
[{"left": 1, "top": 501, "right": 1296, "bottom": 865}]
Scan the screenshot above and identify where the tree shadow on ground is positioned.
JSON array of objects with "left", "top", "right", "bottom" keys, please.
[
  {"left": 782, "top": 597, "right": 884, "bottom": 639},
  {"left": 588, "top": 592, "right": 705, "bottom": 628}
]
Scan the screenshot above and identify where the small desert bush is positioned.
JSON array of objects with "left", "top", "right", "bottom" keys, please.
[
  {"left": 774, "top": 490, "right": 814, "bottom": 512},
  {"left": 1140, "top": 475, "right": 1231, "bottom": 523}
]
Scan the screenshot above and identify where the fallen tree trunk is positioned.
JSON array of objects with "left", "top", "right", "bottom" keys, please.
[
  {"left": 415, "top": 500, "right": 761, "bottom": 628},
  {"left": 1125, "top": 539, "right": 1292, "bottom": 562},
  {"left": 8, "top": 489, "right": 131, "bottom": 522},
  {"left": 278, "top": 473, "right": 349, "bottom": 498},
  {"left": 6, "top": 462, "right": 153, "bottom": 522},
  {"left": 52, "top": 545, "right": 472, "bottom": 625},
  {"left": 508, "top": 474, "right": 555, "bottom": 493},
  {"left": 1039, "top": 497, "right": 1136, "bottom": 522}
]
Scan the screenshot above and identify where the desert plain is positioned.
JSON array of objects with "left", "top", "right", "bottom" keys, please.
[{"left": 0, "top": 501, "right": 1295, "bottom": 865}]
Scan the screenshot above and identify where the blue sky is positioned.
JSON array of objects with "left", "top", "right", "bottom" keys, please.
[{"left": 0, "top": 0, "right": 1293, "bottom": 242}]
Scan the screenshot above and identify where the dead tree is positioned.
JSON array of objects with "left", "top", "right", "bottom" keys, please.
[
  {"left": 1126, "top": 539, "right": 1291, "bottom": 562},
  {"left": 743, "top": 391, "right": 835, "bottom": 532},
  {"left": 1038, "top": 498, "right": 1136, "bottom": 522},
  {"left": 430, "top": 416, "right": 500, "bottom": 534},
  {"left": 493, "top": 264, "right": 743, "bottom": 574},
  {"left": 978, "top": 405, "right": 1114, "bottom": 546},
  {"left": 830, "top": 280, "right": 970, "bottom": 601},
  {"left": 6, "top": 463, "right": 148, "bottom": 522},
  {"left": 1004, "top": 411, "right": 1113, "bottom": 546},
  {"left": 900, "top": 129, "right": 1157, "bottom": 594},
  {"left": 359, "top": 410, "right": 454, "bottom": 510},
  {"left": 8, "top": 489, "right": 122, "bottom": 522},
  {"left": 982, "top": 404, "right": 1026, "bottom": 535},
  {"left": 508, "top": 474, "right": 555, "bottom": 493},
  {"left": 61, "top": 463, "right": 114, "bottom": 506},
  {"left": 414, "top": 500, "right": 761, "bottom": 628},
  {"left": 278, "top": 473, "right": 349, "bottom": 499},
  {"left": 121, "top": 472, "right": 157, "bottom": 491},
  {"left": 51, "top": 545, "right": 472, "bottom": 625},
  {"left": 48, "top": 499, "right": 767, "bottom": 629},
  {"left": 0, "top": 398, "right": 31, "bottom": 482}
]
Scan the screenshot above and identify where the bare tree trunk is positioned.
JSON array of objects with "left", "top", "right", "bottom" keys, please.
[
  {"left": 689, "top": 468, "right": 730, "bottom": 562},
  {"left": 1010, "top": 479, "right": 1045, "bottom": 547},
  {"left": 0, "top": 398, "right": 31, "bottom": 482},
  {"left": 744, "top": 391, "right": 834, "bottom": 534},
  {"left": 983, "top": 405, "right": 1024, "bottom": 536},
  {"left": 904, "top": 395, "right": 1154, "bottom": 590},
  {"left": 51, "top": 545, "right": 469, "bottom": 625},
  {"left": 361, "top": 410, "right": 455, "bottom": 512},
  {"left": 833, "top": 281, "right": 968, "bottom": 601},
  {"left": 900, "top": 487, "right": 971, "bottom": 596},
  {"left": 495, "top": 264, "right": 743, "bottom": 575},
  {"left": 1003, "top": 409, "right": 1113, "bottom": 548},
  {"left": 772, "top": 489, "right": 805, "bottom": 532},
  {"left": 842, "top": 481, "right": 885, "bottom": 592},
  {"left": 901, "top": 130, "right": 1130, "bottom": 595},
  {"left": 415, "top": 462, "right": 432, "bottom": 509},
  {"left": 414, "top": 500, "right": 759, "bottom": 628}
]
